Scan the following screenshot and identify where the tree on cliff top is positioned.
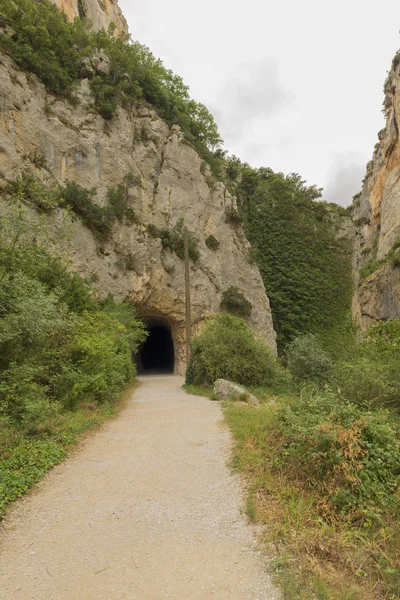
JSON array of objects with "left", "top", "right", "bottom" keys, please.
[{"left": 0, "top": 0, "right": 222, "bottom": 152}]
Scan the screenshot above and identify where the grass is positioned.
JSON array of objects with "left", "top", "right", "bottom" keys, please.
[
  {"left": 183, "top": 384, "right": 214, "bottom": 398},
  {"left": 0, "top": 384, "right": 137, "bottom": 518},
  {"left": 223, "top": 391, "right": 400, "bottom": 600}
]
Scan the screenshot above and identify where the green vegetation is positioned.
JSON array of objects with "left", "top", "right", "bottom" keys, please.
[
  {"left": 205, "top": 235, "right": 220, "bottom": 250},
  {"left": 10, "top": 170, "right": 61, "bottom": 213},
  {"left": 235, "top": 166, "right": 353, "bottom": 354},
  {"left": 61, "top": 176, "right": 138, "bottom": 239},
  {"left": 331, "top": 320, "right": 400, "bottom": 410},
  {"left": 220, "top": 286, "right": 252, "bottom": 318},
  {"left": 0, "top": 0, "right": 222, "bottom": 168},
  {"left": 9, "top": 171, "right": 139, "bottom": 241},
  {"left": 287, "top": 334, "right": 333, "bottom": 383},
  {"left": 236, "top": 322, "right": 400, "bottom": 599},
  {"left": 225, "top": 391, "right": 400, "bottom": 600},
  {"left": 185, "top": 314, "right": 278, "bottom": 387},
  {"left": 182, "top": 384, "right": 214, "bottom": 399},
  {"left": 225, "top": 206, "right": 243, "bottom": 227},
  {"left": 148, "top": 218, "right": 200, "bottom": 262},
  {"left": 384, "top": 50, "right": 400, "bottom": 93},
  {"left": 161, "top": 219, "right": 199, "bottom": 262},
  {"left": 359, "top": 235, "right": 400, "bottom": 285},
  {"left": 1, "top": 397, "right": 127, "bottom": 516},
  {"left": 60, "top": 181, "right": 114, "bottom": 240},
  {"left": 0, "top": 201, "right": 146, "bottom": 514},
  {"left": 3, "top": 5, "right": 400, "bottom": 597},
  {"left": 106, "top": 173, "right": 140, "bottom": 224},
  {"left": 186, "top": 314, "right": 400, "bottom": 598}
]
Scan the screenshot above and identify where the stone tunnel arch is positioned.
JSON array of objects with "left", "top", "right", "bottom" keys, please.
[{"left": 137, "top": 317, "right": 175, "bottom": 374}]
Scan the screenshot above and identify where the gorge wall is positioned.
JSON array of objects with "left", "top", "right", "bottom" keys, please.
[
  {"left": 352, "top": 54, "right": 400, "bottom": 328},
  {"left": 50, "top": 0, "right": 128, "bottom": 35},
  {"left": 0, "top": 51, "right": 276, "bottom": 374}
]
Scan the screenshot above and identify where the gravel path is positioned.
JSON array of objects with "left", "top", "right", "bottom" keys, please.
[{"left": 0, "top": 375, "right": 280, "bottom": 600}]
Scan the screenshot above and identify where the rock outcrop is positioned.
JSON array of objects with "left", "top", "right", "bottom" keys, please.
[
  {"left": 0, "top": 52, "right": 277, "bottom": 374},
  {"left": 214, "top": 380, "right": 259, "bottom": 405},
  {"left": 50, "top": 0, "right": 128, "bottom": 36},
  {"left": 352, "top": 54, "right": 400, "bottom": 328}
]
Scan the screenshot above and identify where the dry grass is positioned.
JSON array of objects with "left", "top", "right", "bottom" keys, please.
[{"left": 224, "top": 398, "right": 400, "bottom": 600}]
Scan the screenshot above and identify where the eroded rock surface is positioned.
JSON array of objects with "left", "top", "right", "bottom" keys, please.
[
  {"left": 50, "top": 0, "right": 128, "bottom": 36},
  {"left": 0, "top": 52, "right": 276, "bottom": 374},
  {"left": 352, "top": 56, "right": 400, "bottom": 328},
  {"left": 214, "top": 380, "right": 259, "bottom": 405}
]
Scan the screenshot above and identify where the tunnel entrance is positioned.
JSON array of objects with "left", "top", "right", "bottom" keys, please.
[{"left": 138, "top": 318, "right": 175, "bottom": 374}]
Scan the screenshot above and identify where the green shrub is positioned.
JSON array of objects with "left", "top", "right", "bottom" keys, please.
[
  {"left": 332, "top": 320, "right": 400, "bottom": 409},
  {"left": 0, "top": 438, "right": 66, "bottom": 513},
  {"left": 9, "top": 170, "right": 60, "bottom": 212},
  {"left": 0, "top": 0, "right": 223, "bottom": 167},
  {"left": 0, "top": 271, "right": 68, "bottom": 369},
  {"left": 0, "top": 363, "right": 59, "bottom": 429},
  {"left": 359, "top": 236, "right": 400, "bottom": 284},
  {"left": 59, "top": 181, "right": 114, "bottom": 240},
  {"left": 238, "top": 168, "right": 353, "bottom": 354},
  {"left": 225, "top": 156, "right": 241, "bottom": 181},
  {"left": 359, "top": 258, "right": 384, "bottom": 283},
  {"left": 0, "top": 209, "right": 147, "bottom": 420},
  {"left": 64, "top": 311, "right": 135, "bottom": 405},
  {"left": 0, "top": 0, "right": 91, "bottom": 97},
  {"left": 160, "top": 218, "right": 200, "bottom": 262},
  {"left": 220, "top": 286, "right": 252, "bottom": 318},
  {"left": 2, "top": 243, "right": 96, "bottom": 314},
  {"left": 205, "top": 235, "right": 220, "bottom": 250},
  {"left": 147, "top": 224, "right": 161, "bottom": 238},
  {"left": 185, "top": 313, "right": 277, "bottom": 386},
  {"left": 287, "top": 334, "right": 333, "bottom": 383},
  {"left": 9, "top": 172, "right": 138, "bottom": 240},
  {"left": 224, "top": 374, "right": 400, "bottom": 597},
  {"left": 106, "top": 176, "right": 136, "bottom": 225},
  {"left": 274, "top": 390, "right": 400, "bottom": 518},
  {"left": 225, "top": 206, "right": 243, "bottom": 226}
]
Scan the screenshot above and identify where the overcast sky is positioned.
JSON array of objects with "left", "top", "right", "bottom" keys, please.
[{"left": 119, "top": 0, "right": 400, "bottom": 206}]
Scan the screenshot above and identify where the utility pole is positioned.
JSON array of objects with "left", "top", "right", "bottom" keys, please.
[{"left": 184, "top": 226, "right": 192, "bottom": 364}]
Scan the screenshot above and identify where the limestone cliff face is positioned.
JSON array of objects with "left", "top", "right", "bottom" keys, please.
[
  {"left": 352, "top": 56, "right": 400, "bottom": 328},
  {"left": 0, "top": 52, "right": 277, "bottom": 373},
  {"left": 50, "top": 0, "right": 128, "bottom": 35}
]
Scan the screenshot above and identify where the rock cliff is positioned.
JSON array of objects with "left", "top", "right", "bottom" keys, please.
[
  {"left": 50, "top": 0, "right": 128, "bottom": 35},
  {"left": 352, "top": 53, "right": 400, "bottom": 328},
  {"left": 0, "top": 52, "right": 277, "bottom": 373}
]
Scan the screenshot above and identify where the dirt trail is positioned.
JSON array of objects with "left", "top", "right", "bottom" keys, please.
[{"left": 0, "top": 376, "right": 280, "bottom": 600}]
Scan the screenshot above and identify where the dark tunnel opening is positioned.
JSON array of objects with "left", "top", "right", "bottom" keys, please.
[{"left": 138, "top": 318, "right": 175, "bottom": 374}]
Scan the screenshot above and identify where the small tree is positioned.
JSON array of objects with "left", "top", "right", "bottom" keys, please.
[
  {"left": 205, "top": 235, "right": 220, "bottom": 250},
  {"left": 220, "top": 287, "right": 252, "bottom": 318},
  {"left": 287, "top": 334, "right": 332, "bottom": 383},
  {"left": 185, "top": 313, "right": 276, "bottom": 386}
]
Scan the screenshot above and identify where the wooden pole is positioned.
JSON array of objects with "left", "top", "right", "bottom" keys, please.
[{"left": 184, "top": 226, "right": 192, "bottom": 364}]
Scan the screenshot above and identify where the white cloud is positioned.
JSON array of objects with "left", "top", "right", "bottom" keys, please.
[
  {"left": 212, "top": 58, "right": 293, "bottom": 140},
  {"left": 119, "top": 0, "right": 400, "bottom": 193},
  {"left": 322, "top": 155, "right": 366, "bottom": 207}
]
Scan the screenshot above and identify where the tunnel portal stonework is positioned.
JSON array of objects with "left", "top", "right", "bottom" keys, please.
[{"left": 0, "top": 53, "right": 277, "bottom": 376}]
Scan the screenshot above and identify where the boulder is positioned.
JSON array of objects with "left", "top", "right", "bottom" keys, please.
[{"left": 214, "top": 379, "right": 259, "bottom": 405}]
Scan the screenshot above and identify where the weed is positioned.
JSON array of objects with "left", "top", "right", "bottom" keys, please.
[
  {"left": 205, "top": 235, "right": 220, "bottom": 250},
  {"left": 225, "top": 206, "right": 243, "bottom": 227},
  {"left": 160, "top": 218, "right": 200, "bottom": 263},
  {"left": 224, "top": 395, "right": 400, "bottom": 600},
  {"left": 220, "top": 286, "right": 252, "bottom": 318}
]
